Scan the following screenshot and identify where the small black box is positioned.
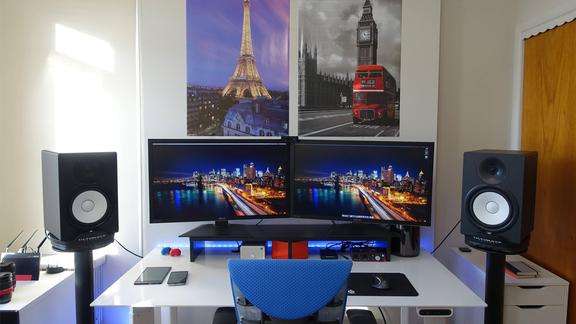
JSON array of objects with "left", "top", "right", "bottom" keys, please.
[
  {"left": 320, "top": 249, "right": 338, "bottom": 260},
  {"left": 0, "top": 253, "right": 41, "bottom": 281}
]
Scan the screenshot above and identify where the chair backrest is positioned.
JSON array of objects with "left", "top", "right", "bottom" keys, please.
[{"left": 228, "top": 259, "right": 352, "bottom": 324}]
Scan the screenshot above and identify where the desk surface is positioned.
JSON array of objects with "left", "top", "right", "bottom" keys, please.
[
  {"left": 93, "top": 248, "right": 485, "bottom": 309},
  {"left": 452, "top": 248, "right": 569, "bottom": 286},
  {"left": 0, "top": 271, "right": 73, "bottom": 312},
  {"left": 0, "top": 253, "right": 106, "bottom": 312}
]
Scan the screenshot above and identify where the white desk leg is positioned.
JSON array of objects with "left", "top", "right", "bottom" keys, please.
[
  {"left": 418, "top": 308, "right": 452, "bottom": 324},
  {"left": 130, "top": 307, "right": 158, "bottom": 324},
  {"left": 400, "top": 307, "right": 409, "bottom": 324},
  {"left": 422, "top": 318, "right": 449, "bottom": 324},
  {"left": 160, "top": 307, "right": 178, "bottom": 324}
]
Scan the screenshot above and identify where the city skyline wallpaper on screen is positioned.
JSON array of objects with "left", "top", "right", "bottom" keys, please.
[
  {"left": 149, "top": 143, "right": 289, "bottom": 222},
  {"left": 294, "top": 143, "right": 432, "bottom": 224}
]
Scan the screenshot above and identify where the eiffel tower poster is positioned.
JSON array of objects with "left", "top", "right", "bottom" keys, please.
[{"left": 186, "top": 0, "right": 290, "bottom": 136}]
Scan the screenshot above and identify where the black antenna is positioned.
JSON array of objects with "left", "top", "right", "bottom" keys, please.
[
  {"left": 37, "top": 232, "right": 48, "bottom": 252},
  {"left": 5, "top": 229, "right": 24, "bottom": 252},
  {"left": 19, "top": 229, "right": 38, "bottom": 253}
]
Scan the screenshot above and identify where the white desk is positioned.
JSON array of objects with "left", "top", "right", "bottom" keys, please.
[
  {"left": 0, "top": 253, "right": 106, "bottom": 324},
  {"left": 93, "top": 248, "right": 485, "bottom": 324}
]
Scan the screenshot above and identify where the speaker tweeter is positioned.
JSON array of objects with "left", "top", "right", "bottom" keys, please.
[{"left": 478, "top": 157, "right": 507, "bottom": 185}]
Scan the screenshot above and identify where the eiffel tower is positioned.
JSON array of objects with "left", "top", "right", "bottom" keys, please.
[{"left": 222, "top": 0, "right": 271, "bottom": 99}]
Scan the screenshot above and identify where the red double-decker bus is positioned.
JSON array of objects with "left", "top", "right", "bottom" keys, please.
[{"left": 352, "top": 65, "right": 398, "bottom": 125}]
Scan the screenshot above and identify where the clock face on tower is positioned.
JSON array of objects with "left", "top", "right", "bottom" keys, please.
[{"left": 359, "top": 28, "right": 371, "bottom": 42}]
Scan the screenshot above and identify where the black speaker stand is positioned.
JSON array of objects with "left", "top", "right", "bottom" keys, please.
[
  {"left": 484, "top": 252, "right": 505, "bottom": 324},
  {"left": 74, "top": 250, "right": 95, "bottom": 324}
]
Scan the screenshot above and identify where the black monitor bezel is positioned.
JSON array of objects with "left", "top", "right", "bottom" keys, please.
[
  {"left": 148, "top": 138, "right": 292, "bottom": 224},
  {"left": 292, "top": 139, "right": 435, "bottom": 227}
]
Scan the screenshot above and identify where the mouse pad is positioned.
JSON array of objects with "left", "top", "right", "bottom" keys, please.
[{"left": 347, "top": 273, "right": 418, "bottom": 296}]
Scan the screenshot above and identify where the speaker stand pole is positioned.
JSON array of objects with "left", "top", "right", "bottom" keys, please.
[
  {"left": 484, "top": 252, "right": 505, "bottom": 324},
  {"left": 74, "top": 250, "right": 95, "bottom": 324}
]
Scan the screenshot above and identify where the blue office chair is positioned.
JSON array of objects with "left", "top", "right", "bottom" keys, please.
[{"left": 212, "top": 259, "right": 377, "bottom": 324}]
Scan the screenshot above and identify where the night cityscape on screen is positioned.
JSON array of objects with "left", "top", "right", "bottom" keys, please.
[
  {"left": 150, "top": 143, "right": 288, "bottom": 221},
  {"left": 294, "top": 143, "right": 432, "bottom": 223}
]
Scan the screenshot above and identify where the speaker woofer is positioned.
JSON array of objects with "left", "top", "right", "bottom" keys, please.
[
  {"left": 71, "top": 190, "right": 109, "bottom": 225},
  {"left": 467, "top": 188, "right": 515, "bottom": 231}
]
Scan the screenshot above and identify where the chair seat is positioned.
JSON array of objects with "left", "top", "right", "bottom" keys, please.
[
  {"left": 212, "top": 308, "right": 377, "bottom": 324},
  {"left": 211, "top": 307, "right": 342, "bottom": 324},
  {"left": 212, "top": 307, "right": 237, "bottom": 324}
]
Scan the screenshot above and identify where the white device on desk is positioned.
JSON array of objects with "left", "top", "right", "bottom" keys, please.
[{"left": 240, "top": 242, "right": 266, "bottom": 259}]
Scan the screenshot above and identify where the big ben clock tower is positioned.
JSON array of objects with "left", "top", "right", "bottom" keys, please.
[{"left": 357, "top": 0, "right": 378, "bottom": 66}]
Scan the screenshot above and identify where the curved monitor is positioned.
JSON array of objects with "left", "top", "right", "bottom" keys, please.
[
  {"left": 293, "top": 140, "right": 434, "bottom": 226},
  {"left": 148, "top": 139, "right": 290, "bottom": 223}
]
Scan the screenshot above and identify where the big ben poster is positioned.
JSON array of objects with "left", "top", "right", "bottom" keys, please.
[{"left": 298, "top": 0, "right": 402, "bottom": 137}]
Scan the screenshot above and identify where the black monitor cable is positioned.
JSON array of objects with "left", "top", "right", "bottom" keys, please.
[
  {"left": 431, "top": 220, "right": 462, "bottom": 255},
  {"left": 255, "top": 219, "right": 264, "bottom": 226},
  {"left": 115, "top": 239, "right": 143, "bottom": 259},
  {"left": 378, "top": 307, "right": 388, "bottom": 324}
]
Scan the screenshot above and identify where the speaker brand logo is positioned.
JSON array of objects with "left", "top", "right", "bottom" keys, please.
[{"left": 472, "top": 236, "right": 502, "bottom": 245}]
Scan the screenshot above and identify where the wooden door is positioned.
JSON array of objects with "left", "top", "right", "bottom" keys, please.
[{"left": 522, "top": 19, "right": 576, "bottom": 323}]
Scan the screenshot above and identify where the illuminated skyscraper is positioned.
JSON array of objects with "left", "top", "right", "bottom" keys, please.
[
  {"left": 246, "top": 162, "right": 256, "bottom": 180},
  {"left": 383, "top": 165, "right": 394, "bottom": 184}
]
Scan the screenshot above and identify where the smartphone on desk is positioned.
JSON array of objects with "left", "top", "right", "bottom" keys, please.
[
  {"left": 134, "top": 267, "right": 171, "bottom": 285},
  {"left": 167, "top": 271, "right": 188, "bottom": 286}
]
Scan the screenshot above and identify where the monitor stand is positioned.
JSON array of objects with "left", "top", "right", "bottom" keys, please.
[
  {"left": 180, "top": 223, "right": 399, "bottom": 262},
  {"left": 214, "top": 220, "right": 229, "bottom": 229},
  {"left": 328, "top": 223, "right": 393, "bottom": 238}
]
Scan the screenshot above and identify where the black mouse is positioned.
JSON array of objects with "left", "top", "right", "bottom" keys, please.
[{"left": 371, "top": 274, "right": 391, "bottom": 290}]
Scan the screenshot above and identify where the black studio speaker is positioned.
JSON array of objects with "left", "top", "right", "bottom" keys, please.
[
  {"left": 460, "top": 150, "right": 538, "bottom": 254},
  {"left": 41, "top": 151, "right": 118, "bottom": 252}
]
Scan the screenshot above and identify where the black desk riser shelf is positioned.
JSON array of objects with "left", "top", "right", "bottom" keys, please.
[{"left": 179, "top": 223, "right": 400, "bottom": 262}]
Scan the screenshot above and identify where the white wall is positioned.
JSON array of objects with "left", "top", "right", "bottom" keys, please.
[
  {"left": 0, "top": 1, "right": 140, "bottom": 322},
  {"left": 0, "top": 2, "right": 6, "bottom": 233},
  {"left": 433, "top": 0, "right": 519, "bottom": 273},
  {"left": 433, "top": 0, "right": 576, "bottom": 278},
  {"left": 517, "top": 0, "right": 576, "bottom": 25},
  {"left": 140, "top": 0, "right": 441, "bottom": 253}
]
